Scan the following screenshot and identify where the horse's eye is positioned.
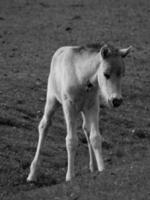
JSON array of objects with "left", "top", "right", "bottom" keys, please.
[{"left": 104, "top": 73, "right": 110, "bottom": 79}]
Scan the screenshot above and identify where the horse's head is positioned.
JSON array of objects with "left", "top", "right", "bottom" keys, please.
[{"left": 98, "top": 44, "right": 132, "bottom": 108}]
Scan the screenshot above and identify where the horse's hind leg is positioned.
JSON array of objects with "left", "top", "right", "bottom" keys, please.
[{"left": 27, "top": 95, "right": 59, "bottom": 182}]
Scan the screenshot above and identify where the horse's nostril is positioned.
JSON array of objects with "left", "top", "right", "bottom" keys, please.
[{"left": 112, "top": 98, "right": 123, "bottom": 107}]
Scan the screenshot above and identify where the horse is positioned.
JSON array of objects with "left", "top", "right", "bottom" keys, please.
[{"left": 27, "top": 43, "right": 132, "bottom": 182}]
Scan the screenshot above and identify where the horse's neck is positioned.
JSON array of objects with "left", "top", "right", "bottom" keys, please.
[{"left": 75, "top": 53, "right": 100, "bottom": 84}]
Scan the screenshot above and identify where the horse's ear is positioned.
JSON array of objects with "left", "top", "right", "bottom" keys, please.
[
  {"left": 119, "top": 46, "right": 133, "bottom": 58},
  {"left": 101, "top": 45, "right": 110, "bottom": 59}
]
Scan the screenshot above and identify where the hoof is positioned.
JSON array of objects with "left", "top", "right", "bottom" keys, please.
[
  {"left": 66, "top": 173, "right": 75, "bottom": 182},
  {"left": 98, "top": 164, "right": 104, "bottom": 172},
  {"left": 89, "top": 163, "right": 97, "bottom": 172},
  {"left": 27, "top": 173, "right": 37, "bottom": 183},
  {"left": 66, "top": 176, "right": 72, "bottom": 182}
]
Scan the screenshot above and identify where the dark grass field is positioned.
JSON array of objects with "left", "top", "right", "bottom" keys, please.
[{"left": 0, "top": 0, "right": 150, "bottom": 199}]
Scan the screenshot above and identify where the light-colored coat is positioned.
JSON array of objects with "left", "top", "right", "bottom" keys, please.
[{"left": 27, "top": 43, "right": 132, "bottom": 182}]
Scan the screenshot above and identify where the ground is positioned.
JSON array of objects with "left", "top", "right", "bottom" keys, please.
[{"left": 0, "top": 0, "right": 150, "bottom": 199}]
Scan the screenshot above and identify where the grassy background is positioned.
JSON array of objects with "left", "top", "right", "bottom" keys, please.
[{"left": 0, "top": 0, "right": 150, "bottom": 199}]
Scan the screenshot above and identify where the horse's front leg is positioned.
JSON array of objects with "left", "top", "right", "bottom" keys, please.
[
  {"left": 82, "top": 112, "right": 97, "bottom": 172},
  {"left": 63, "top": 99, "right": 78, "bottom": 181},
  {"left": 83, "top": 99, "right": 104, "bottom": 172},
  {"left": 90, "top": 110, "right": 104, "bottom": 172}
]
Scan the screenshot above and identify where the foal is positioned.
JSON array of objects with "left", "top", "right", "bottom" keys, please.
[{"left": 27, "top": 43, "right": 132, "bottom": 182}]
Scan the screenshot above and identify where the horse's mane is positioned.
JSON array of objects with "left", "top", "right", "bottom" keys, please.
[
  {"left": 76, "top": 43, "right": 103, "bottom": 53},
  {"left": 75, "top": 42, "right": 118, "bottom": 55}
]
